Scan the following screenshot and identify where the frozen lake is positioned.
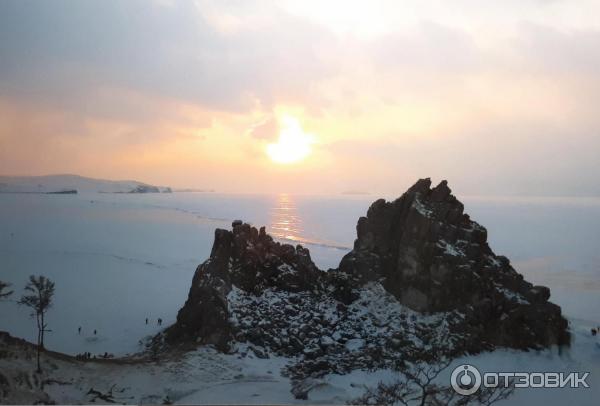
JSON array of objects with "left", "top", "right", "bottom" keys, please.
[{"left": 0, "top": 191, "right": 599, "bottom": 356}]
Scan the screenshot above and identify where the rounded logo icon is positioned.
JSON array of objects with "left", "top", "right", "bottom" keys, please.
[{"left": 451, "top": 364, "right": 482, "bottom": 395}]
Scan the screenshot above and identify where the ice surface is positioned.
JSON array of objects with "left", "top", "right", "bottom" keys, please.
[{"left": 0, "top": 192, "right": 599, "bottom": 363}]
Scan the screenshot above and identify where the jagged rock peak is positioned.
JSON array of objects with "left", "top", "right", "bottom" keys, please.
[
  {"left": 213, "top": 221, "right": 322, "bottom": 293},
  {"left": 165, "top": 178, "right": 569, "bottom": 357},
  {"left": 165, "top": 221, "right": 325, "bottom": 350},
  {"left": 340, "top": 178, "right": 570, "bottom": 347}
]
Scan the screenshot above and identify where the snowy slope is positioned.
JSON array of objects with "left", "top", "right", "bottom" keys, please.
[
  {"left": 0, "top": 174, "right": 171, "bottom": 193},
  {"left": 1, "top": 323, "right": 599, "bottom": 405}
]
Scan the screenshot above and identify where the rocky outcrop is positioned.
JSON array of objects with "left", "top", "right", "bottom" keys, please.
[
  {"left": 129, "top": 185, "right": 160, "bottom": 193},
  {"left": 165, "top": 178, "right": 570, "bottom": 367},
  {"left": 339, "top": 178, "right": 569, "bottom": 348},
  {"left": 164, "top": 222, "right": 326, "bottom": 350}
]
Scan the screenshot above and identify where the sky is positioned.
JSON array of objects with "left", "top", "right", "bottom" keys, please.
[{"left": 1, "top": 0, "right": 599, "bottom": 196}]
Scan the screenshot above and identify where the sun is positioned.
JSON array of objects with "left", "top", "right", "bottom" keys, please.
[{"left": 267, "top": 115, "right": 314, "bottom": 164}]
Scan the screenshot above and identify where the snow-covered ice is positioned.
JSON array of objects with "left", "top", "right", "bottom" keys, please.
[{"left": 1, "top": 191, "right": 600, "bottom": 404}]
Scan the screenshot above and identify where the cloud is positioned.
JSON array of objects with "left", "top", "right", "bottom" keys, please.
[
  {"left": 1, "top": 1, "right": 600, "bottom": 195},
  {"left": 512, "top": 22, "right": 600, "bottom": 75},
  {"left": 370, "top": 21, "right": 481, "bottom": 74},
  {"left": 247, "top": 117, "right": 280, "bottom": 141},
  {"left": 0, "top": 0, "right": 339, "bottom": 114},
  {"left": 326, "top": 116, "right": 600, "bottom": 197}
]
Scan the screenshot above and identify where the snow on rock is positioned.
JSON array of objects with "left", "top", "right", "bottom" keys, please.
[{"left": 344, "top": 338, "right": 365, "bottom": 352}]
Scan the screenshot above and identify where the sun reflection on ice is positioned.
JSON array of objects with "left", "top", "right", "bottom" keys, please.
[{"left": 269, "top": 193, "right": 304, "bottom": 243}]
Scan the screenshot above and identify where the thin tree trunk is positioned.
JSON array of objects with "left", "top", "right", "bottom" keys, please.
[
  {"left": 36, "top": 312, "right": 41, "bottom": 372},
  {"left": 38, "top": 289, "right": 44, "bottom": 350},
  {"left": 40, "top": 311, "right": 45, "bottom": 350},
  {"left": 36, "top": 344, "right": 41, "bottom": 373}
]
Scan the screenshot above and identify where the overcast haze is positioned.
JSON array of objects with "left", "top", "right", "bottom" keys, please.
[{"left": 1, "top": 0, "right": 599, "bottom": 196}]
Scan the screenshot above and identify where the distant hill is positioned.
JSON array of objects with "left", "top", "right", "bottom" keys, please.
[{"left": 0, "top": 174, "right": 172, "bottom": 194}]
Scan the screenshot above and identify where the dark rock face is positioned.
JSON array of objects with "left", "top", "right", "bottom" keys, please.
[
  {"left": 166, "top": 178, "right": 570, "bottom": 361},
  {"left": 165, "top": 222, "right": 325, "bottom": 350},
  {"left": 339, "top": 178, "right": 569, "bottom": 348}
]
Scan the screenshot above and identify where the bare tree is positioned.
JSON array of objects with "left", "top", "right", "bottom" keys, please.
[
  {"left": 350, "top": 360, "right": 513, "bottom": 406},
  {"left": 18, "top": 275, "right": 55, "bottom": 372},
  {"left": 350, "top": 358, "right": 451, "bottom": 406},
  {"left": 350, "top": 316, "right": 514, "bottom": 406},
  {"left": 0, "top": 280, "right": 13, "bottom": 299}
]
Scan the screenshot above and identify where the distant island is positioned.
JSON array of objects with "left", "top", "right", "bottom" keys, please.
[
  {"left": 46, "top": 189, "right": 78, "bottom": 194},
  {"left": 173, "top": 188, "right": 216, "bottom": 193},
  {"left": 0, "top": 174, "right": 172, "bottom": 194}
]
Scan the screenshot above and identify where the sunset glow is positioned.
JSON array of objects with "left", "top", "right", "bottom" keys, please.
[
  {"left": 266, "top": 116, "right": 314, "bottom": 164},
  {"left": 1, "top": 1, "right": 599, "bottom": 195}
]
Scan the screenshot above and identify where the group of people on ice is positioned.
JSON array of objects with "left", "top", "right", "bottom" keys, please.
[
  {"left": 72, "top": 317, "right": 164, "bottom": 360},
  {"left": 75, "top": 351, "right": 114, "bottom": 360},
  {"left": 146, "top": 317, "right": 162, "bottom": 326},
  {"left": 76, "top": 317, "right": 164, "bottom": 337}
]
